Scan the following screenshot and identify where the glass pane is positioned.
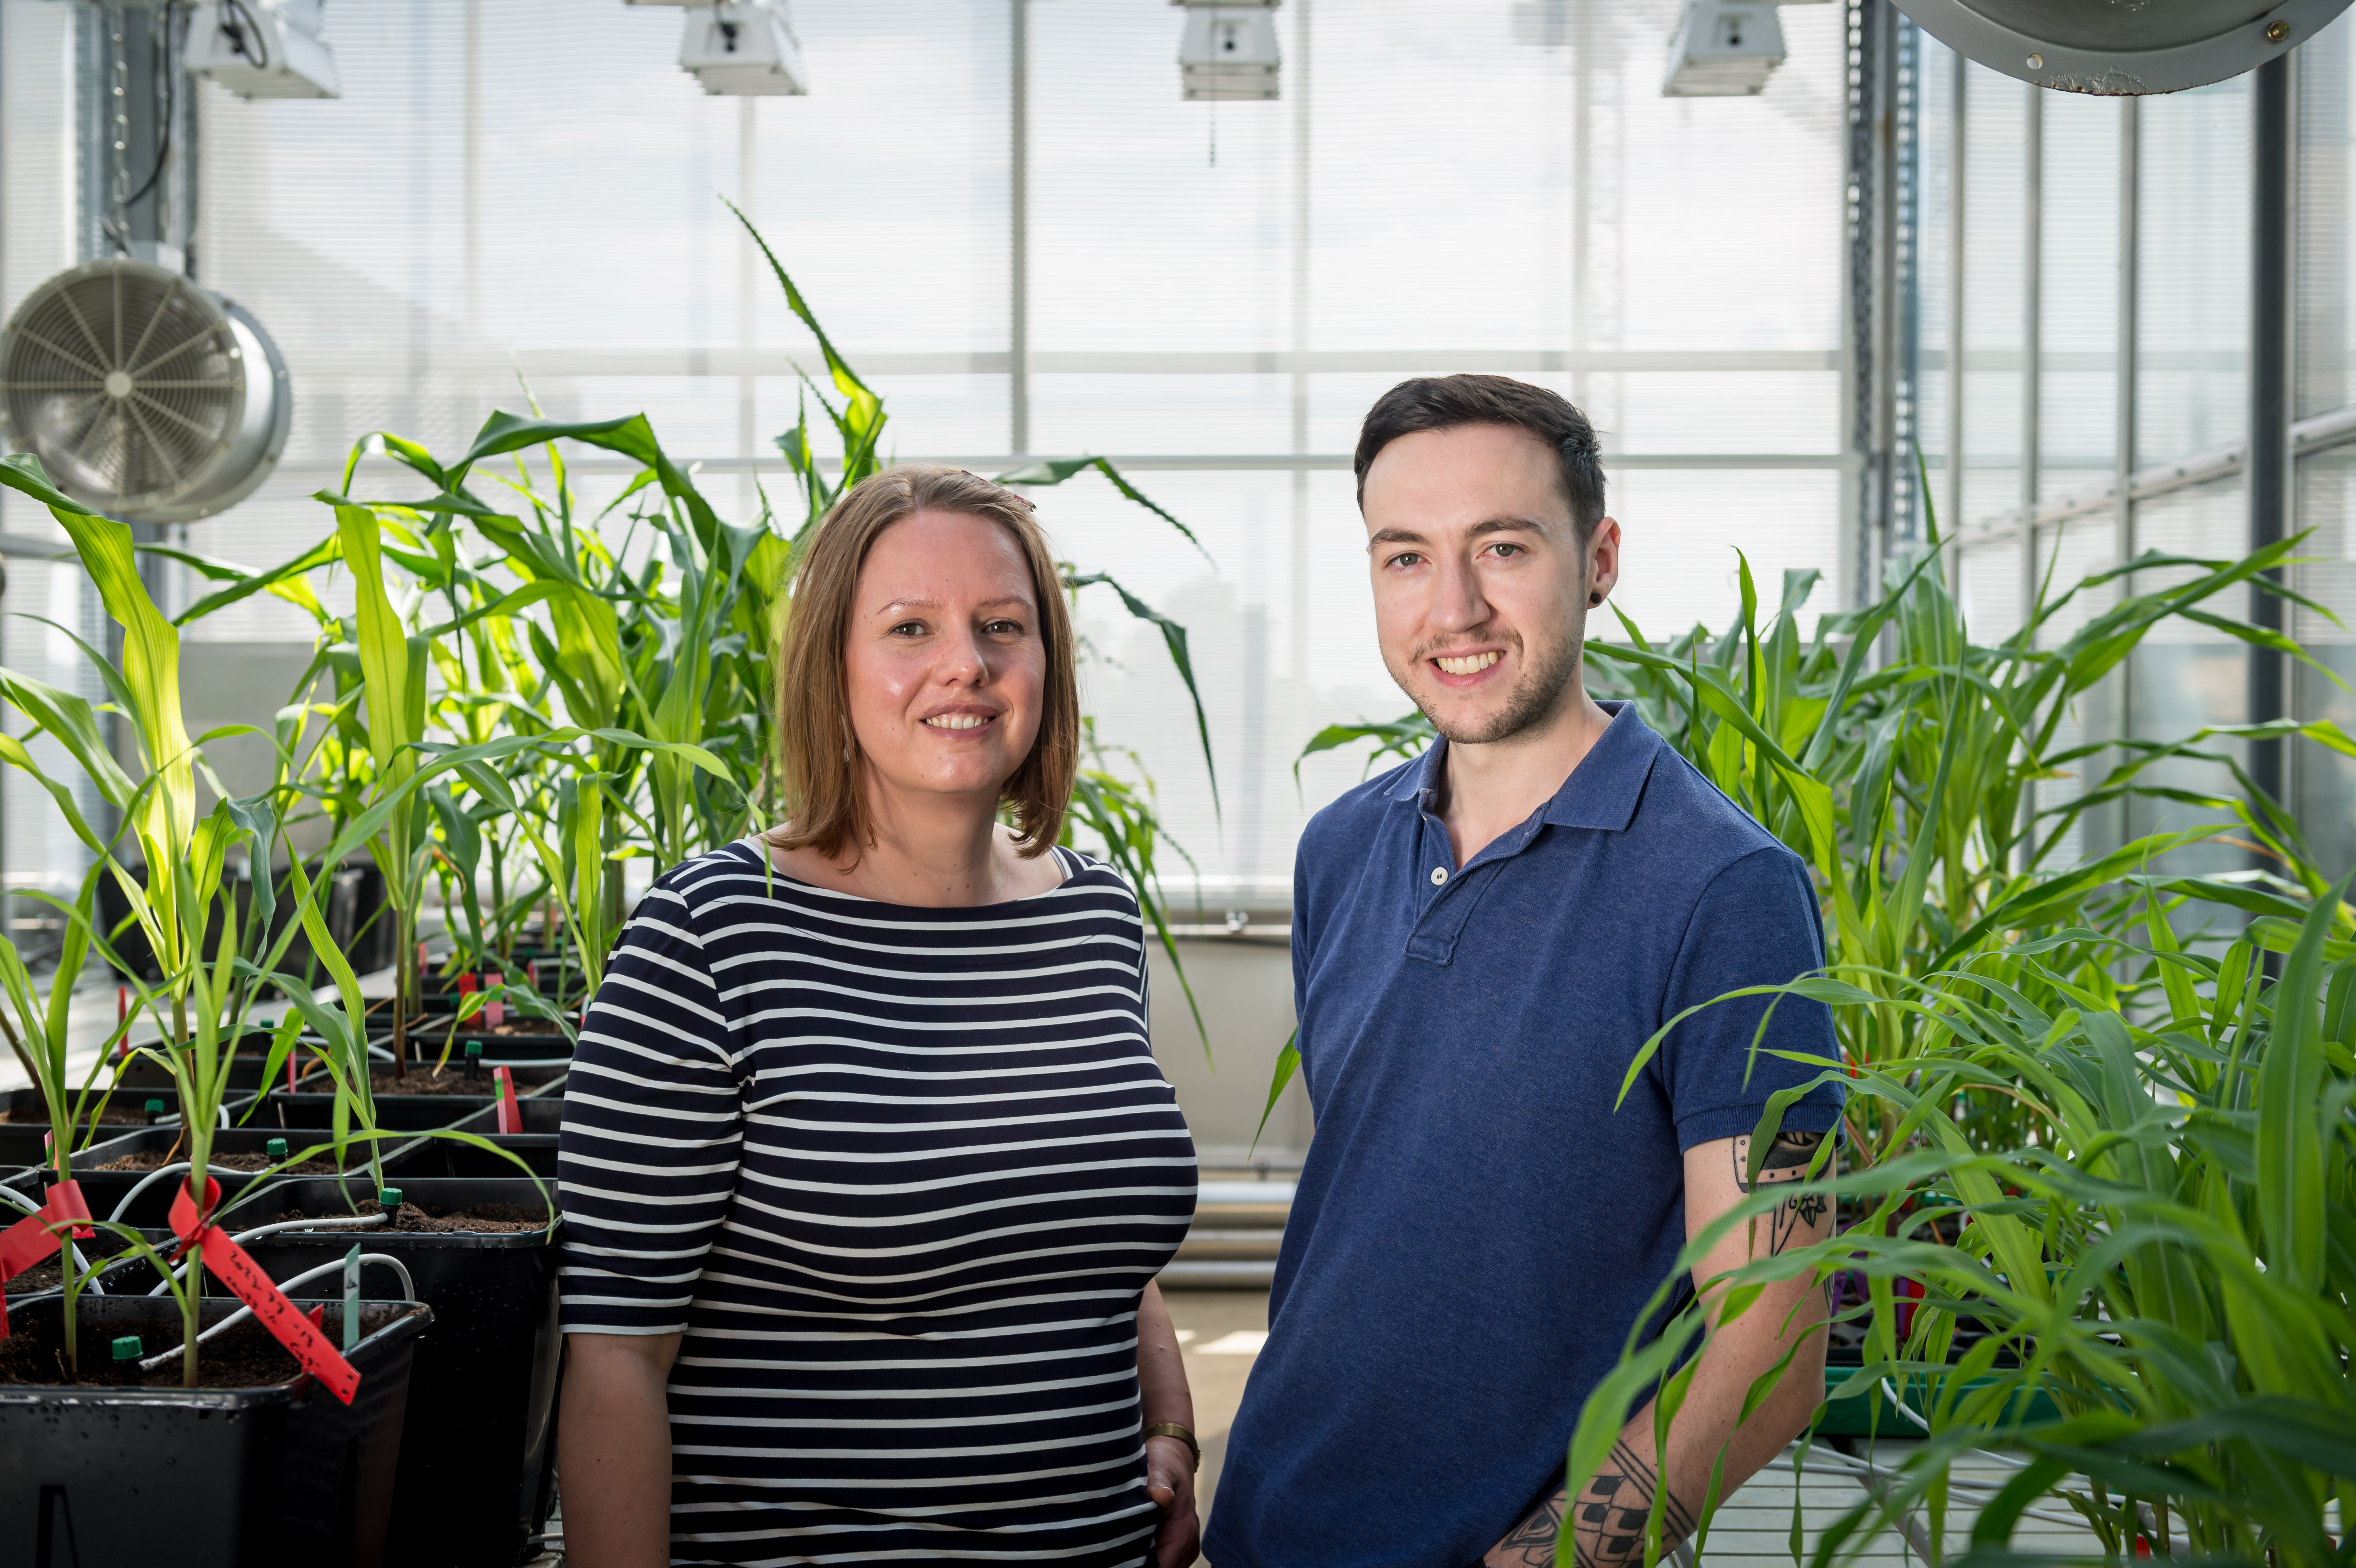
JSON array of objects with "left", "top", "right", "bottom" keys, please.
[
  {"left": 1917, "top": 36, "right": 1956, "bottom": 532},
  {"left": 2038, "top": 95, "right": 2117, "bottom": 504},
  {"left": 2298, "top": 8, "right": 2356, "bottom": 420},
  {"left": 2137, "top": 76, "right": 2248, "bottom": 465},
  {"left": 2124, "top": 478, "right": 2250, "bottom": 877},
  {"left": 1959, "top": 66, "right": 2027, "bottom": 533}
]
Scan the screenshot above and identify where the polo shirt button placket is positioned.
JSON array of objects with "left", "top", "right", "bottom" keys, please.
[{"left": 1429, "top": 865, "right": 1449, "bottom": 887}]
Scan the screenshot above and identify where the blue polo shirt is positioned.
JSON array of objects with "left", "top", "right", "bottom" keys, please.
[{"left": 1203, "top": 702, "right": 1842, "bottom": 1568}]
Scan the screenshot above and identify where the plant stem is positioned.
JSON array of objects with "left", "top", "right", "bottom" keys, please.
[{"left": 392, "top": 901, "right": 411, "bottom": 1080}]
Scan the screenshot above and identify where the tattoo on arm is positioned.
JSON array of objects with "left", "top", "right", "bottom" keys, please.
[
  {"left": 1493, "top": 1491, "right": 1569, "bottom": 1568},
  {"left": 1572, "top": 1439, "right": 1697, "bottom": 1568},
  {"left": 1732, "top": 1131, "right": 1831, "bottom": 1255}
]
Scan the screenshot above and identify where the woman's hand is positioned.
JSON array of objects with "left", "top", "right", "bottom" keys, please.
[
  {"left": 1146, "top": 1433, "right": 1202, "bottom": 1568},
  {"left": 1134, "top": 1281, "right": 1200, "bottom": 1567}
]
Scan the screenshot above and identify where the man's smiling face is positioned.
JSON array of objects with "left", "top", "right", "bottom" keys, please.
[{"left": 1360, "top": 422, "right": 1614, "bottom": 746}]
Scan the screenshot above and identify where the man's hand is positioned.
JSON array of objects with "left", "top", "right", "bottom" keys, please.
[{"left": 1146, "top": 1434, "right": 1201, "bottom": 1568}]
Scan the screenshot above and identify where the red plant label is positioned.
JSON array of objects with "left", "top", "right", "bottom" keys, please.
[
  {"left": 494, "top": 1065, "right": 521, "bottom": 1134},
  {"left": 0, "top": 1180, "right": 93, "bottom": 1337},
  {"left": 169, "top": 1177, "right": 361, "bottom": 1405}
]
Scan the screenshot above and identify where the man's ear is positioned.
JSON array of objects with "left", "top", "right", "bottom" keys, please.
[{"left": 1585, "top": 516, "right": 1624, "bottom": 608}]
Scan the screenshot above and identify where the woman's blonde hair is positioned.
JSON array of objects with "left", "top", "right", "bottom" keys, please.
[{"left": 770, "top": 466, "right": 1077, "bottom": 862}]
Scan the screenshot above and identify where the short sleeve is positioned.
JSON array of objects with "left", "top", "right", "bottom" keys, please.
[
  {"left": 1657, "top": 845, "right": 1845, "bottom": 1151},
  {"left": 556, "top": 879, "right": 744, "bottom": 1336}
]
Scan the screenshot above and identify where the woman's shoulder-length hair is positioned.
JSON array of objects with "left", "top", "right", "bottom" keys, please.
[{"left": 770, "top": 465, "right": 1079, "bottom": 863}]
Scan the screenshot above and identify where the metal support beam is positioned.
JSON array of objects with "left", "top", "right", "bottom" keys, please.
[
  {"left": 1942, "top": 47, "right": 1965, "bottom": 556},
  {"left": 1009, "top": 0, "right": 1030, "bottom": 458},
  {"left": 2250, "top": 54, "right": 2292, "bottom": 834},
  {"left": 2019, "top": 80, "right": 2042, "bottom": 632},
  {"left": 2115, "top": 95, "right": 2139, "bottom": 854},
  {"left": 1289, "top": 0, "right": 1311, "bottom": 687}
]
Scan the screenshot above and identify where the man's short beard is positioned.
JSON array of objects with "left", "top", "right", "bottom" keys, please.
[{"left": 1409, "top": 624, "right": 1586, "bottom": 747}]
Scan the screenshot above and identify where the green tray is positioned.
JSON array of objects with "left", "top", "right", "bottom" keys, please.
[{"left": 1816, "top": 1367, "right": 2061, "bottom": 1437}]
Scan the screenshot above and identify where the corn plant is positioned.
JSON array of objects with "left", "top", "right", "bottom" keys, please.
[{"left": 1560, "top": 857, "right": 2356, "bottom": 1568}]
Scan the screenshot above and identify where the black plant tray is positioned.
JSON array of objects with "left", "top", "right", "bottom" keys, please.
[
  {"left": 230, "top": 1177, "right": 561, "bottom": 1568},
  {"left": 0, "top": 1293, "right": 430, "bottom": 1568},
  {"left": 383, "top": 1132, "right": 559, "bottom": 1179},
  {"left": 253, "top": 1090, "right": 499, "bottom": 1132},
  {"left": 0, "top": 1086, "right": 190, "bottom": 1138},
  {"left": 0, "top": 1124, "right": 146, "bottom": 1187},
  {"left": 449, "top": 1094, "right": 566, "bottom": 1137},
  {"left": 68, "top": 1126, "right": 373, "bottom": 1178}
]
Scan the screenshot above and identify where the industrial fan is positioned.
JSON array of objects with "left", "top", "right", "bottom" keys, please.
[
  {"left": 1893, "top": 0, "right": 2354, "bottom": 93},
  {"left": 0, "top": 257, "right": 291, "bottom": 523}
]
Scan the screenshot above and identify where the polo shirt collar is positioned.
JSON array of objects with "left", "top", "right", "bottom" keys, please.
[{"left": 1381, "top": 700, "right": 1660, "bottom": 834}]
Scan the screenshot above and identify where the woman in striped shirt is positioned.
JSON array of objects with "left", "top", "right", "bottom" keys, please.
[{"left": 556, "top": 467, "right": 1202, "bottom": 1567}]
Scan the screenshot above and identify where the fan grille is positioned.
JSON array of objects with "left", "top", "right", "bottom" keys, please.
[{"left": 0, "top": 260, "right": 244, "bottom": 512}]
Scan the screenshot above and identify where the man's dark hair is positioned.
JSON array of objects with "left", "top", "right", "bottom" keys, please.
[{"left": 1353, "top": 374, "right": 1605, "bottom": 540}]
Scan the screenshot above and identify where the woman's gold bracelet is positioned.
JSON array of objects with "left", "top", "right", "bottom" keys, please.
[{"left": 1145, "top": 1421, "right": 1200, "bottom": 1472}]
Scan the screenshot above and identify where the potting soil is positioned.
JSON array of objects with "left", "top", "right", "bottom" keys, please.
[
  {"left": 93, "top": 1148, "right": 342, "bottom": 1174},
  {"left": 0, "top": 1105, "right": 149, "bottom": 1126},
  {"left": 6, "top": 1234, "right": 130, "bottom": 1294},
  {"left": 0, "top": 1307, "right": 404, "bottom": 1389},
  {"left": 277, "top": 1198, "right": 550, "bottom": 1234},
  {"left": 370, "top": 1067, "right": 502, "bottom": 1097}
]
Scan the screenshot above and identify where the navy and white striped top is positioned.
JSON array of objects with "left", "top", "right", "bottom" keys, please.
[{"left": 557, "top": 838, "right": 1198, "bottom": 1566}]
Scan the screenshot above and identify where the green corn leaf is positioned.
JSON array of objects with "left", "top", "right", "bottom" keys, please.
[
  {"left": 334, "top": 506, "right": 414, "bottom": 775},
  {"left": 1252, "top": 1030, "right": 1298, "bottom": 1155},
  {"left": 2253, "top": 868, "right": 2348, "bottom": 1295},
  {"left": 997, "top": 456, "right": 1212, "bottom": 564}
]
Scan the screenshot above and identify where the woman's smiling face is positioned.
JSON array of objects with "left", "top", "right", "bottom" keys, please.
[{"left": 843, "top": 508, "right": 1047, "bottom": 809}]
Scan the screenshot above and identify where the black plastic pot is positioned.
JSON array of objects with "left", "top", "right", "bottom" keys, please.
[
  {"left": 69, "top": 1125, "right": 375, "bottom": 1179},
  {"left": 0, "top": 1126, "right": 144, "bottom": 1186},
  {"left": 384, "top": 1133, "right": 560, "bottom": 1179},
  {"left": 230, "top": 1177, "right": 563, "bottom": 1568},
  {"left": 2, "top": 1087, "right": 164, "bottom": 1140},
  {"left": 112, "top": 1031, "right": 340, "bottom": 1098},
  {"left": 0, "top": 1292, "right": 430, "bottom": 1568},
  {"left": 255, "top": 1090, "right": 500, "bottom": 1132},
  {"left": 449, "top": 1095, "right": 566, "bottom": 1137}
]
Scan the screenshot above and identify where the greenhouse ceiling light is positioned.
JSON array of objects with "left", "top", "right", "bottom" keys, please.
[
  {"left": 1662, "top": 0, "right": 1802, "bottom": 97},
  {"left": 680, "top": 0, "right": 809, "bottom": 97},
  {"left": 185, "top": 0, "right": 340, "bottom": 100},
  {"left": 1174, "top": 0, "right": 1282, "bottom": 103}
]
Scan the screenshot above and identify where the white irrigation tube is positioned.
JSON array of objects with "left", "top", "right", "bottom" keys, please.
[
  {"left": 146, "top": 1213, "right": 388, "bottom": 1295},
  {"left": 134, "top": 1251, "right": 417, "bottom": 1372},
  {"left": 106, "top": 1163, "right": 304, "bottom": 1227},
  {"left": 0, "top": 1181, "right": 101, "bottom": 1296}
]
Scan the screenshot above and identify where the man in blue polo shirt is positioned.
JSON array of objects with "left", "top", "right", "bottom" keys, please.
[{"left": 1203, "top": 375, "right": 1845, "bottom": 1568}]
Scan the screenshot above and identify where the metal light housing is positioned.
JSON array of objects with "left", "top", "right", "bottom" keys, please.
[
  {"left": 1663, "top": 0, "right": 1788, "bottom": 97},
  {"left": 1175, "top": 0, "right": 1281, "bottom": 102},
  {"left": 185, "top": 0, "right": 340, "bottom": 100},
  {"left": 681, "top": 0, "right": 809, "bottom": 97}
]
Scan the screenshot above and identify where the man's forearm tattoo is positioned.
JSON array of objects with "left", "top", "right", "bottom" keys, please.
[
  {"left": 1732, "top": 1130, "right": 1831, "bottom": 1255},
  {"left": 1493, "top": 1492, "right": 1569, "bottom": 1568},
  {"left": 1491, "top": 1441, "right": 1697, "bottom": 1568},
  {"left": 1574, "top": 1438, "right": 1696, "bottom": 1568}
]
